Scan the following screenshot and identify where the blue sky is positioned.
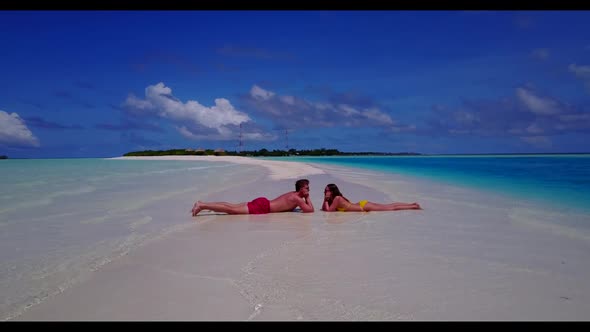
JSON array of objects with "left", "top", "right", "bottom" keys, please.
[{"left": 1, "top": 10, "right": 590, "bottom": 158}]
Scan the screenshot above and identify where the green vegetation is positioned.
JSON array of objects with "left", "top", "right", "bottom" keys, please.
[
  {"left": 124, "top": 149, "right": 220, "bottom": 156},
  {"left": 123, "top": 148, "right": 420, "bottom": 157}
]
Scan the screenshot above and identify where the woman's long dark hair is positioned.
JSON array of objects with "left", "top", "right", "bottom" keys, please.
[{"left": 325, "top": 183, "right": 350, "bottom": 205}]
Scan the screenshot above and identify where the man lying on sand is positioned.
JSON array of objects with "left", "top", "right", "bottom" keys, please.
[{"left": 191, "top": 179, "right": 314, "bottom": 216}]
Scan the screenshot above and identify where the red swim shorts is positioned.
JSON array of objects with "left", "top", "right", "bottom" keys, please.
[{"left": 247, "top": 197, "right": 271, "bottom": 214}]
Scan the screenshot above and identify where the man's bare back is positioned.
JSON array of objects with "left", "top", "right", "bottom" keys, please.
[{"left": 269, "top": 191, "right": 310, "bottom": 212}]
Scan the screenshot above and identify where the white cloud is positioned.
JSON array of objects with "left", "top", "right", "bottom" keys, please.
[
  {"left": 123, "top": 82, "right": 251, "bottom": 139},
  {"left": 177, "top": 126, "right": 200, "bottom": 139},
  {"left": 176, "top": 125, "right": 272, "bottom": 141},
  {"left": 0, "top": 111, "right": 40, "bottom": 147},
  {"left": 246, "top": 85, "right": 398, "bottom": 129},
  {"left": 313, "top": 102, "right": 332, "bottom": 110},
  {"left": 430, "top": 91, "right": 590, "bottom": 141},
  {"left": 124, "top": 95, "right": 156, "bottom": 112},
  {"left": 250, "top": 85, "right": 275, "bottom": 100},
  {"left": 338, "top": 104, "right": 361, "bottom": 116},
  {"left": 516, "top": 88, "right": 562, "bottom": 115},
  {"left": 363, "top": 108, "right": 394, "bottom": 124},
  {"left": 242, "top": 132, "right": 267, "bottom": 140},
  {"left": 279, "top": 95, "right": 295, "bottom": 105},
  {"left": 335, "top": 104, "right": 394, "bottom": 124},
  {"left": 569, "top": 63, "right": 590, "bottom": 79}
]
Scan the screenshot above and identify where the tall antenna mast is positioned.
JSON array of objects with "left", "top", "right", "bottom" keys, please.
[
  {"left": 273, "top": 128, "right": 291, "bottom": 151},
  {"left": 239, "top": 123, "right": 243, "bottom": 153},
  {"left": 285, "top": 129, "right": 288, "bottom": 150}
]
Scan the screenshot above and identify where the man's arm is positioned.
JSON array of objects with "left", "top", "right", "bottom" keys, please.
[
  {"left": 305, "top": 195, "right": 315, "bottom": 212},
  {"left": 298, "top": 196, "right": 315, "bottom": 213}
]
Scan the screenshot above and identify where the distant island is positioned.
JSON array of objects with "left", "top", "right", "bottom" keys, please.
[
  {"left": 123, "top": 148, "right": 421, "bottom": 157},
  {"left": 0, "top": 155, "right": 7, "bottom": 159}
]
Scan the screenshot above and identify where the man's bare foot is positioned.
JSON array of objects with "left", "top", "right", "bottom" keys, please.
[
  {"left": 191, "top": 201, "right": 203, "bottom": 216},
  {"left": 413, "top": 203, "right": 422, "bottom": 210}
]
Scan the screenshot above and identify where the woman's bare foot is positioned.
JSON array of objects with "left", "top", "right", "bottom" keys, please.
[{"left": 191, "top": 201, "right": 203, "bottom": 216}]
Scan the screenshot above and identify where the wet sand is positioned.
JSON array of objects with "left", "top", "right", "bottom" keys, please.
[{"left": 13, "top": 156, "right": 590, "bottom": 320}]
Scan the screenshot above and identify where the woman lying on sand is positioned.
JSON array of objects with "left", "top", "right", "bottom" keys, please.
[{"left": 321, "top": 183, "right": 421, "bottom": 212}]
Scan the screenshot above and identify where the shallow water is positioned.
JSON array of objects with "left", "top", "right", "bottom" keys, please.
[
  {"left": 0, "top": 158, "right": 264, "bottom": 320},
  {"left": 267, "top": 155, "right": 590, "bottom": 214}
]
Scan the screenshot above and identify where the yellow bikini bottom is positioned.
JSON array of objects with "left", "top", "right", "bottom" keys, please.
[
  {"left": 358, "top": 200, "right": 368, "bottom": 210},
  {"left": 337, "top": 200, "right": 368, "bottom": 212}
]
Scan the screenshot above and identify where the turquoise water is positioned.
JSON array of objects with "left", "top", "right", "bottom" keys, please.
[
  {"left": 0, "top": 158, "right": 262, "bottom": 320},
  {"left": 264, "top": 155, "right": 590, "bottom": 213}
]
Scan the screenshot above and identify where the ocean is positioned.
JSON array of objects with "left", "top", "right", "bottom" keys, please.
[{"left": 266, "top": 154, "right": 590, "bottom": 214}]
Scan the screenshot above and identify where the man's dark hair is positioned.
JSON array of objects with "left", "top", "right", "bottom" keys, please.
[{"left": 295, "top": 179, "right": 309, "bottom": 191}]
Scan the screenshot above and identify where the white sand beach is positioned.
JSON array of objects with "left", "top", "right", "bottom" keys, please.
[
  {"left": 12, "top": 156, "right": 590, "bottom": 321},
  {"left": 109, "top": 155, "right": 326, "bottom": 180}
]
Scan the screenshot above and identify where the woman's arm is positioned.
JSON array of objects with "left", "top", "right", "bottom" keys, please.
[
  {"left": 323, "top": 197, "right": 341, "bottom": 212},
  {"left": 322, "top": 200, "right": 330, "bottom": 211}
]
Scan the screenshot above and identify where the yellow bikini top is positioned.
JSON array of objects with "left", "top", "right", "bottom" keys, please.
[{"left": 336, "top": 199, "right": 348, "bottom": 212}]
